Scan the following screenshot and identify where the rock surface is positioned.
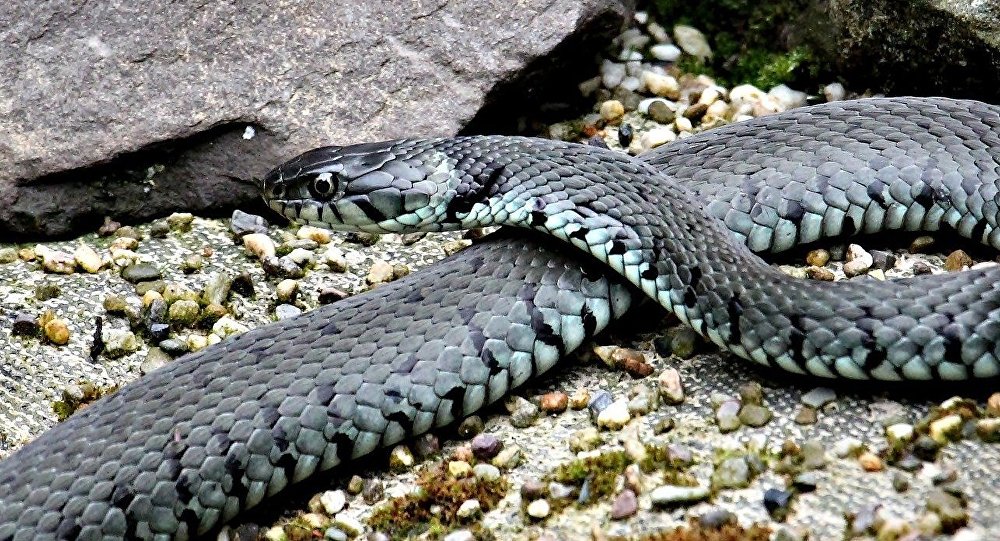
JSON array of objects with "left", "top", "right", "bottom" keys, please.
[
  {"left": 0, "top": 0, "right": 632, "bottom": 238},
  {"left": 812, "top": 0, "right": 1000, "bottom": 100}
]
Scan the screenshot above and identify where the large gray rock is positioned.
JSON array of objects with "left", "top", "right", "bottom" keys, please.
[
  {"left": 0, "top": 1, "right": 631, "bottom": 238},
  {"left": 807, "top": 0, "right": 1000, "bottom": 100}
]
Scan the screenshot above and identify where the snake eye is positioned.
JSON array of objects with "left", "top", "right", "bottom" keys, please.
[{"left": 307, "top": 172, "right": 338, "bottom": 200}]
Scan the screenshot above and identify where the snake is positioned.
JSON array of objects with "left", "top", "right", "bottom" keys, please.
[{"left": 1, "top": 96, "right": 999, "bottom": 540}]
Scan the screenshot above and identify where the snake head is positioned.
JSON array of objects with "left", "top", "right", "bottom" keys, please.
[{"left": 261, "top": 140, "right": 454, "bottom": 233}]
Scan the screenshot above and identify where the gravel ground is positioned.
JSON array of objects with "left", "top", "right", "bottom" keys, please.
[{"left": 1, "top": 9, "right": 999, "bottom": 541}]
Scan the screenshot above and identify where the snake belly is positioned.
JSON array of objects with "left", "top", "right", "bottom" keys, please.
[{"left": 1, "top": 96, "right": 999, "bottom": 540}]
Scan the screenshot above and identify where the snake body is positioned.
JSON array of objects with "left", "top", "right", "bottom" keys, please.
[{"left": 2, "top": 97, "right": 999, "bottom": 539}]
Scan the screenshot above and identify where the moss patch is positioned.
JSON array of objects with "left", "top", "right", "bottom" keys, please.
[
  {"left": 612, "top": 517, "right": 771, "bottom": 541},
  {"left": 650, "top": 0, "right": 830, "bottom": 89},
  {"left": 52, "top": 381, "right": 119, "bottom": 421},
  {"left": 366, "top": 461, "right": 507, "bottom": 540}
]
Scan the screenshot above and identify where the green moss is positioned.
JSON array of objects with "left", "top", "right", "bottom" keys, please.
[
  {"left": 546, "top": 445, "right": 696, "bottom": 511},
  {"left": 366, "top": 461, "right": 507, "bottom": 540},
  {"left": 52, "top": 382, "right": 119, "bottom": 422},
  {"left": 649, "top": 0, "right": 832, "bottom": 89}
]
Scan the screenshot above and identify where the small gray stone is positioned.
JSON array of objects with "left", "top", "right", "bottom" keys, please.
[
  {"left": 650, "top": 484, "right": 710, "bottom": 506},
  {"left": 201, "top": 272, "right": 233, "bottom": 306},
  {"left": 587, "top": 389, "right": 614, "bottom": 422},
  {"left": 716, "top": 400, "right": 742, "bottom": 432},
  {"left": 508, "top": 397, "right": 539, "bottom": 428},
  {"left": 739, "top": 404, "right": 773, "bottom": 427},
  {"left": 121, "top": 263, "right": 162, "bottom": 283},
  {"left": 610, "top": 489, "right": 638, "bottom": 520},
  {"left": 158, "top": 338, "right": 189, "bottom": 356},
  {"left": 801, "top": 387, "right": 837, "bottom": 409},
  {"left": 457, "top": 416, "right": 485, "bottom": 439},
  {"left": 712, "top": 456, "right": 751, "bottom": 489},
  {"left": 230, "top": 210, "right": 269, "bottom": 237},
  {"left": 274, "top": 304, "right": 302, "bottom": 320},
  {"left": 472, "top": 464, "right": 501, "bottom": 482}
]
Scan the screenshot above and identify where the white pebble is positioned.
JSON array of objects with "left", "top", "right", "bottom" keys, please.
[
  {"left": 526, "top": 499, "right": 550, "bottom": 519},
  {"left": 640, "top": 127, "right": 676, "bottom": 151},
  {"left": 212, "top": 316, "right": 250, "bottom": 338},
  {"left": 647, "top": 22, "right": 670, "bottom": 43},
  {"left": 843, "top": 244, "right": 874, "bottom": 277},
  {"left": 674, "top": 116, "right": 693, "bottom": 133},
  {"left": 456, "top": 499, "right": 481, "bottom": 519},
  {"left": 649, "top": 43, "right": 682, "bottom": 62},
  {"left": 74, "top": 244, "right": 104, "bottom": 273},
  {"left": 619, "top": 75, "right": 642, "bottom": 92},
  {"left": 633, "top": 10, "right": 648, "bottom": 24},
  {"left": 824, "top": 82, "right": 846, "bottom": 102},
  {"left": 618, "top": 48, "right": 643, "bottom": 62},
  {"left": 601, "top": 60, "right": 626, "bottom": 89},
  {"left": 319, "top": 490, "right": 347, "bottom": 514},
  {"left": 729, "top": 84, "right": 767, "bottom": 105},
  {"left": 673, "top": 25, "right": 712, "bottom": 61},
  {"left": 597, "top": 398, "right": 631, "bottom": 430},
  {"left": 103, "top": 329, "right": 141, "bottom": 356},
  {"left": 769, "top": 84, "right": 808, "bottom": 109},
  {"left": 242, "top": 233, "right": 276, "bottom": 260},
  {"left": 641, "top": 71, "right": 680, "bottom": 99}
]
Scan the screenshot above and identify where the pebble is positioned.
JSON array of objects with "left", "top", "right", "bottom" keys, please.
[
  {"left": 674, "top": 116, "right": 693, "bottom": 133},
  {"left": 331, "top": 516, "right": 364, "bottom": 538},
  {"left": 975, "top": 418, "right": 1000, "bottom": 442},
  {"left": 442, "top": 239, "right": 472, "bottom": 256},
  {"left": 296, "top": 225, "right": 332, "bottom": 244},
  {"left": 738, "top": 382, "right": 764, "bottom": 405},
  {"left": 913, "top": 260, "right": 934, "bottom": 275},
  {"left": 769, "top": 84, "right": 807, "bottom": 109},
  {"left": 242, "top": 233, "right": 276, "bottom": 259},
  {"left": 456, "top": 499, "right": 481, "bottom": 520},
  {"left": 140, "top": 347, "right": 171, "bottom": 374},
  {"left": 163, "top": 212, "right": 193, "bottom": 232},
  {"left": 805, "top": 248, "right": 830, "bottom": 266},
  {"left": 712, "top": 456, "right": 751, "bottom": 489},
  {"left": 285, "top": 248, "right": 315, "bottom": 268},
  {"left": 650, "top": 43, "right": 682, "bottom": 62},
  {"left": 167, "top": 299, "right": 200, "bottom": 327},
  {"left": 12, "top": 312, "right": 40, "bottom": 337},
  {"left": 673, "top": 25, "right": 712, "bottom": 60},
  {"left": 587, "top": 389, "right": 614, "bottom": 421},
  {"left": 212, "top": 316, "right": 250, "bottom": 338},
  {"left": 792, "top": 471, "right": 818, "bottom": 493},
  {"left": 658, "top": 368, "right": 685, "bottom": 404},
  {"left": 471, "top": 433, "right": 503, "bottom": 459},
  {"left": 667, "top": 327, "right": 699, "bottom": 358},
  {"left": 858, "top": 451, "right": 884, "bottom": 471},
  {"left": 601, "top": 60, "right": 626, "bottom": 89},
  {"left": 614, "top": 124, "right": 633, "bottom": 149},
  {"left": 909, "top": 235, "right": 935, "bottom": 253},
  {"left": 472, "top": 463, "right": 501, "bottom": 482},
  {"left": 0, "top": 247, "right": 16, "bottom": 264},
  {"left": 596, "top": 399, "right": 631, "bottom": 430},
  {"left": 926, "top": 489, "right": 969, "bottom": 532},
  {"left": 109, "top": 237, "right": 139, "bottom": 251},
  {"left": 319, "top": 490, "right": 347, "bottom": 515},
  {"left": 40, "top": 249, "right": 76, "bottom": 274},
  {"left": 443, "top": 531, "right": 473, "bottom": 541},
  {"left": 35, "top": 282, "right": 60, "bottom": 300},
  {"left": 641, "top": 71, "right": 680, "bottom": 99},
  {"left": 683, "top": 102, "right": 708, "bottom": 121},
  {"left": 43, "top": 317, "right": 71, "bottom": 345},
  {"left": 739, "top": 404, "right": 773, "bottom": 427},
  {"left": 929, "top": 414, "right": 963, "bottom": 444},
  {"left": 824, "top": 82, "right": 846, "bottom": 101},
  {"left": 794, "top": 406, "right": 818, "bottom": 425},
  {"left": 270, "top": 304, "right": 299, "bottom": 320},
  {"left": 388, "top": 445, "right": 414, "bottom": 471},
  {"left": 318, "top": 287, "right": 349, "bottom": 304},
  {"left": 945, "top": 249, "right": 974, "bottom": 271},
  {"left": 456, "top": 416, "right": 484, "bottom": 439},
  {"left": 230, "top": 210, "right": 269, "bottom": 237},
  {"left": 593, "top": 345, "right": 653, "bottom": 377},
  {"left": 610, "top": 489, "right": 638, "bottom": 519},
  {"left": 650, "top": 484, "right": 710, "bottom": 506},
  {"left": 639, "top": 127, "right": 676, "bottom": 151},
  {"left": 763, "top": 488, "right": 794, "bottom": 519},
  {"left": 806, "top": 266, "right": 835, "bottom": 281},
  {"left": 569, "top": 388, "right": 590, "bottom": 410},
  {"left": 869, "top": 249, "right": 896, "bottom": 270},
  {"left": 801, "top": 387, "right": 837, "bottom": 409},
  {"left": 539, "top": 391, "right": 568, "bottom": 413},
  {"left": 122, "top": 263, "right": 162, "bottom": 283},
  {"left": 716, "top": 400, "right": 742, "bottom": 432},
  {"left": 886, "top": 423, "right": 915, "bottom": 447},
  {"left": 600, "top": 100, "right": 625, "bottom": 122},
  {"left": 366, "top": 259, "right": 394, "bottom": 285},
  {"left": 492, "top": 444, "right": 522, "bottom": 469},
  {"left": 526, "top": 499, "right": 551, "bottom": 519},
  {"left": 103, "top": 329, "right": 140, "bottom": 356},
  {"left": 73, "top": 244, "right": 103, "bottom": 273},
  {"left": 508, "top": 397, "right": 540, "bottom": 428},
  {"left": 843, "top": 244, "right": 873, "bottom": 277},
  {"left": 261, "top": 255, "right": 305, "bottom": 279},
  {"left": 646, "top": 101, "right": 676, "bottom": 125}
]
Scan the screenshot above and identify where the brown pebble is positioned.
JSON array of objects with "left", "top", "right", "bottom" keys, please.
[
  {"left": 682, "top": 102, "right": 708, "bottom": 121},
  {"left": 909, "top": 235, "right": 935, "bottom": 253},
  {"left": 595, "top": 346, "right": 654, "bottom": 377},
  {"left": 44, "top": 318, "right": 71, "bottom": 345},
  {"left": 944, "top": 250, "right": 973, "bottom": 271},
  {"left": 610, "top": 489, "right": 638, "bottom": 520},
  {"left": 858, "top": 452, "right": 884, "bottom": 472},
  {"left": 806, "top": 266, "right": 835, "bottom": 281},
  {"left": 806, "top": 249, "right": 830, "bottom": 266},
  {"left": 568, "top": 388, "right": 590, "bottom": 410},
  {"left": 794, "top": 406, "right": 818, "bottom": 425},
  {"left": 539, "top": 392, "right": 569, "bottom": 414},
  {"left": 987, "top": 393, "right": 1000, "bottom": 416},
  {"left": 98, "top": 216, "right": 122, "bottom": 236}
]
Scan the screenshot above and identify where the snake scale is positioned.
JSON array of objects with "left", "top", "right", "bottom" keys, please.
[{"left": 2, "top": 96, "right": 999, "bottom": 539}]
